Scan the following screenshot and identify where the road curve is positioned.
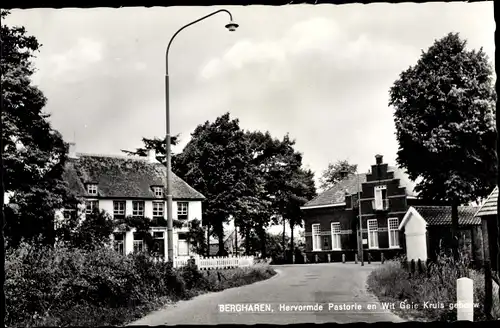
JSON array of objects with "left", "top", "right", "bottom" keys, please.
[{"left": 128, "top": 263, "right": 405, "bottom": 325}]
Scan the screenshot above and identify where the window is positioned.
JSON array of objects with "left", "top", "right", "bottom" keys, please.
[
  {"left": 113, "top": 201, "right": 126, "bottom": 218},
  {"left": 63, "top": 208, "right": 77, "bottom": 220},
  {"left": 87, "top": 184, "right": 98, "bottom": 196},
  {"left": 113, "top": 232, "right": 125, "bottom": 255},
  {"left": 152, "top": 231, "right": 165, "bottom": 257},
  {"left": 367, "top": 219, "right": 379, "bottom": 249},
  {"left": 133, "top": 232, "right": 145, "bottom": 253},
  {"left": 312, "top": 224, "right": 321, "bottom": 251},
  {"left": 373, "top": 185, "right": 388, "bottom": 210},
  {"left": 388, "top": 218, "right": 400, "bottom": 248},
  {"left": 177, "top": 233, "right": 189, "bottom": 256},
  {"left": 153, "top": 201, "right": 164, "bottom": 217},
  {"left": 152, "top": 186, "right": 164, "bottom": 198},
  {"left": 132, "top": 201, "right": 145, "bottom": 217},
  {"left": 331, "top": 222, "right": 341, "bottom": 250},
  {"left": 85, "top": 200, "right": 99, "bottom": 215},
  {"left": 177, "top": 202, "right": 189, "bottom": 220}
]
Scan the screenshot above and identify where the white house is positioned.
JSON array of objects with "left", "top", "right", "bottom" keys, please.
[{"left": 58, "top": 142, "right": 205, "bottom": 258}]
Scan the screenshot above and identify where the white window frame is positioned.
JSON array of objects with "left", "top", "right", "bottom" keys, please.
[
  {"left": 153, "top": 186, "right": 164, "bottom": 198},
  {"left": 373, "top": 185, "right": 387, "bottom": 210},
  {"left": 177, "top": 202, "right": 189, "bottom": 220},
  {"left": 87, "top": 184, "right": 98, "bottom": 196},
  {"left": 312, "top": 224, "right": 321, "bottom": 251},
  {"left": 113, "top": 232, "right": 125, "bottom": 255},
  {"left": 85, "top": 200, "right": 99, "bottom": 215},
  {"left": 133, "top": 232, "right": 145, "bottom": 253},
  {"left": 388, "top": 217, "right": 400, "bottom": 248},
  {"left": 152, "top": 201, "right": 165, "bottom": 217},
  {"left": 331, "top": 222, "right": 341, "bottom": 250},
  {"left": 367, "top": 219, "right": 379, "bottom": 249},
  {"left": 132, "top": 201, "right": 145, "bottom": 217},
  {"left": 113, "top": 201, "right": 126, "bottom": 216}
]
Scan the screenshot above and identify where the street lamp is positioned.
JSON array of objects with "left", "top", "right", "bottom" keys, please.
[
  {"left": 164, "top": 9, "right": 238, "bottom": 263},
  {"left": 340, "top": 169, "right": 364, "bottom": 266}
]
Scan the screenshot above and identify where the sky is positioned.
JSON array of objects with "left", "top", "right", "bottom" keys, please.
[{"left": 6, "top": 3, "right": 495, "bottom": 194}]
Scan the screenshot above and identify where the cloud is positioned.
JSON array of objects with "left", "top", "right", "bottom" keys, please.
[
  {"left": 199, "top": 16, "right": 417, "bottom": 83},
  {"left": 45, "top": 38, "right": 103, "bottom": 81}
]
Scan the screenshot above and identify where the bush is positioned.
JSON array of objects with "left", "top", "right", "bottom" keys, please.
[
  {"left": 367, "top": 253, "right": 500, "bottom": 322},
  {"left": 5, "top": 242, "right": 276, "bottom": 328}
]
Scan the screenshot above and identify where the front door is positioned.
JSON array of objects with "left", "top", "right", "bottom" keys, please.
[{"left": 177, "top": 232, "right": 189, "bottom": 256}]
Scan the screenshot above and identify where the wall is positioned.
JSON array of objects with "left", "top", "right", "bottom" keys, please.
[
  {"left": 304, "top": 206, "right": 355, "bottom": 252},
  {"left": 88, "top": 199, "right": 202, "bottom": 223}
]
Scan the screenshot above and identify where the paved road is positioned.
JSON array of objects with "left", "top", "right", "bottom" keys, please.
[{"left": 128, "top": 263, "right": 404, "bottom": 325}]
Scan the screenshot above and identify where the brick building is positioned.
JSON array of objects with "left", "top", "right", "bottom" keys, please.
[{"left": 301, "top": 154, "right": 482, "bottom": 263}]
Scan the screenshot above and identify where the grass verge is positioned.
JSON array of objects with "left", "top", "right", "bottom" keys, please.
[{"left": 366, "top": 257, "right": 500, "bottom": 322}]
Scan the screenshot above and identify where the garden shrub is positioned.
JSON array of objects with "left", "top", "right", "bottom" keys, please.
[{"left": 5, "top": 242, "right": 276, "bottom": 328}]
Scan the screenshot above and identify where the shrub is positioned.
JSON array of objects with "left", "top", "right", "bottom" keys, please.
[
  {"left": 368, "top": 252, "right": 500, "bottom": 322},
  {"left": 5, "top": 241, "right": 277, "bottom": 328}
]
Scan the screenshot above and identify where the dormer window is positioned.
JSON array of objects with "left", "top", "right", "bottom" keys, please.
[
  {"left": 87, "top": 184, "right": 98, "bottom": 196},
  {"left": 152, "top": 186, "right": 164, "bottom": 198}
]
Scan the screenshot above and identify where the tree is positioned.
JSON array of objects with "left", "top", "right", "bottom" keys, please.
[
  {"left": 173, "top": 113, "right": 250, "bottom": 254},
  {"left": 68, "top": 209, "right": 116, "bottom": 251},
  {"left": 389, "top": 32, "right": 497, "bottom": 261},
  {"left": 319, "top": 160, "right": 357, "bottom": 191},
  {"left": 1, "top": 10, "right": 77, "bottom": 246},
  {"left": 283, "top": 168, "right": 316, "bottom": 262},
  {"left": 121, "top": 135, "right": 180, "bottom": 165}
]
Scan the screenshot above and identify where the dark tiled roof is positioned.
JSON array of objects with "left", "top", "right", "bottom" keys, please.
[
  {"left": 303, "top": 166, "right": 417, "bottom": 208},
  {"left": 64, "top": 153, "right": 205, "bottom": 200},
  {"left": 413, "top": 206, "right": 480, "bottom": 226},
  {"left": 475, "top": 186, "right": 498, "bottom": 217}
]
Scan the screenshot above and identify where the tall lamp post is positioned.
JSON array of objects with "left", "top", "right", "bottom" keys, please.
[
  {"left": 340, "top": 169, "right": 364, "bottom": 266},
  {"left": 165, "top": 10, "right": 238, "bottom": 263}
]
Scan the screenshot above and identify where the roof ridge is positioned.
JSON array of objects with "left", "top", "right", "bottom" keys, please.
[{"left": 77, "top": 152, "right": 153, "bottom": 162}]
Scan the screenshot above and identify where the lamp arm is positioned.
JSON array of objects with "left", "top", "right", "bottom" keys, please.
[{"left": 165, "top": 9, "right": 233, "bottom": 75}]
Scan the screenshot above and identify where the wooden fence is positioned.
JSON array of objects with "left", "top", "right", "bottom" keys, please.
[{"left": 150, "top": 255, "right": 255, "bottom": 270}]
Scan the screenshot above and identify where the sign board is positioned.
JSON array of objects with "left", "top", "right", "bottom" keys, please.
[{"left": 362, "top": 239, "right": 368, "bottom": 245}]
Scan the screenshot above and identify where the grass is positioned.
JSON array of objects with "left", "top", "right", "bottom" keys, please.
[{"left": 367, "top": 255, "right": 500, "bottom": 322}]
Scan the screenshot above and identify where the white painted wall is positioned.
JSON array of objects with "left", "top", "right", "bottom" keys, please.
[
  {"left": 55, "top": 199, "right": 203, "bottom": 258},
  {"left": 403, "top": 211, "right": 428, "bottom": 261}
]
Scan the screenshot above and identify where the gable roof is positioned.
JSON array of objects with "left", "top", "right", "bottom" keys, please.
[
  {"left": 412, "top": 205, "right": 480, "bottom": 226},
  {"left": 303, "top": 166, "right": 417, "bottom": 208},
  {"left": 399, "top": 206, "right": 428, "bottom": 230},
  {"left": 475, "top": 186, "right": 498, "bottom": 217},
  {"left": 63, "top": 153, "right": 205, "bottom": 200}
]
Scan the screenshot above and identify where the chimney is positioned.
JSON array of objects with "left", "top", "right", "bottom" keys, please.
[
  {"left": 375, "top": 154, "right": 383, "bottom": 165},
  {"left": 147, "top": 148, "right": 157, "bottom": 163},
  {"left": 68, "top": 142, "right": 78, "bottom": 159}
]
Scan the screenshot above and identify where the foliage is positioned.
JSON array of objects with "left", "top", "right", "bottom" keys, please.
[
  {"left": 121, "top": 135, "right": 180, "bottom": 165},
  {"left": 65, "top": 209, "right": 116, "bottom": 251},
  {"left": 319, "top": 159, "right": 358, "bottom": 191},
  {"left": 5, "top": 242, "right": 275, "bottom": 327},
  {"left": 186, "top": 219, "right": 208, "bottom": 256},
  {"left": 367, "top": 253, "right": 500, "bottom": 322},
  {"left": 389, "top": 32, "right": 497, "bottom": 259},
  {"left": 172, "top": 113, "right": 250, "bottom": 251},
  {"left": 1, "top": 10, "right": 78, "bottom": 246}
]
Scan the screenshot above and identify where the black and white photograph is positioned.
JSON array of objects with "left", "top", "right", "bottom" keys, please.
[{"left": 2, "top": 1, "right": 498, "bottom": 326}]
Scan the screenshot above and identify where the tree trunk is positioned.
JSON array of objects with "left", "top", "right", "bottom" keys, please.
[
  {"left": 234, "top": 224, "right": 238, "bottom": 255},
  {"left": 290, "top": 221, "right": 295, "bottom": 264},
  {"left": 282, "top": 216, "right": 286, "bottom": 260},
  {"left": 206, "top": 224, "right": 211, "bottom": 257},
  {"left": 259, "top": 224, "right": 267, "bottom": 258},
  {"left": 245, "top": 226, "right": 250, "bottom": 256},
  {"left": 451, "top": 198, "right": 460, "bottom": 262}
]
